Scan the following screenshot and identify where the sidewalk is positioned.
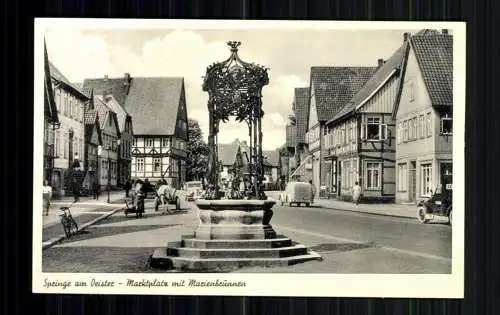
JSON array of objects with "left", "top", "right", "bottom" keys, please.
[
  {"left": 266, "top": 190, "right": 415, "bottom": 219},
  {"left": 313, "top": 198, "right": 415, "bottom": 219},
  {"left": 43, "top": 191, "right": 127, "bottom": 228}
]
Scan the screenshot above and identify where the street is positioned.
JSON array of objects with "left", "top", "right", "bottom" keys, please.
[{"left": 41, "top": 195, "right": 451, "bottom": 274}]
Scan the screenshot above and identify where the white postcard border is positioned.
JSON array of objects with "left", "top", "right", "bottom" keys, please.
[{"left": 33, "top": 18, "right": 466, "bottom": 298}]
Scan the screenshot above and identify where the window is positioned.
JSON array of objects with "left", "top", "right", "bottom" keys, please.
[
  {"left": 153, "top": 158, "right": 161, "bottom": 171},
  {"left": 418, "top": 115, "right": 425, "bottom": 138},
  {"left": 146, "top": 138, "right": 154, "bottom": 147},
  {"left": 162, "top": 138, "right": 169, "bottom": 147},
  {"left": 136, "top": 158, "right": 144, "bottom": 171},
  {"left": 409, "top": 118, "right": 414, "bottom": 140},
  {"left": 362, "top": 117, "right": 387, "bottom": 141},
  {"left": 398, "top": 163, "right": 407, "bottom": 191},
  {"left": 426, "top": 113, "right": 432, "bottom": 137},
  {"left": 365, "top": 162, "right": 380, "bottom": 189},
  {"left": 421, "top": 163, "right": 433, "bottom": 197},
  {"left": 440, "top": 115, "right": 453, "bottom": 135},
  {"left": 403, "top": 120, "right": 409, "bottom": 142},
  {"left": 409, "top": 82, "right": 415, "bottom": 102}
]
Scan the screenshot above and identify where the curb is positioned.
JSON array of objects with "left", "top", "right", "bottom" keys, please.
[
  {"left": 314, "top": 204, "right": 416, "bottom": 220},
  {"left": 42, "top": 206, "right": 124, "bottom": 251}
]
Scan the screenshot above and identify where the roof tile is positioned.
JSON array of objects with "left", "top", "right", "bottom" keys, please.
[
  {"left": 411, "top": 31, "right": 453, "bottom": 107},
  {"left": 310, "top": 67, "right": 377, "bottom": 122},
  {"left": 293, "top": 87, "right": 310, "bottom": 144}
]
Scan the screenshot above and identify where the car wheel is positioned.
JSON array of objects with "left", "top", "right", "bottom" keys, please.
[
  {"left": 305, "top": 203, "right": 310, "bottom": 207},
  {"left": 176, "top": 197, "right": 181, "bottom": 210},
  {"left": 417, "top": 205, "right": 429, "bottom": 223},
  {"left": 448, "top": 210, "right": 452, "bottom": 226}
]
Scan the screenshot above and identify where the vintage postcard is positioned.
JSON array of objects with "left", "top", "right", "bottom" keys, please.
[{"left": 33, "top": 18, "right": 465, "bottom": 297}]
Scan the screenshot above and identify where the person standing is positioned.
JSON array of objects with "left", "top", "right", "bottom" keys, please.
[
  {"left": 72, "top": 178, "right": 80, "bottom": 202},
  {"left": 352, "top": 181, "right": 362, "bottom": 205},
  {"left": 124, "top": 178, "right": 131, "bottom": 198},
  {"left": 92, "top": 176, "right": 99, "bottom": 200},
  {"left": 309, "top": 180, "right": 316, "bottom": 201},
  {"left": 42, "top": 180, "right": 52, "bottom": 216}
]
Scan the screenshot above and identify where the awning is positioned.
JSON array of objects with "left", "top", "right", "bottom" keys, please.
[{"left": 290, "top": 155, "right": 312, "bottom": 179}]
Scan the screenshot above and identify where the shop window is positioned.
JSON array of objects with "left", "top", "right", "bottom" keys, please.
[
  {"left": 421, "top": 163, "right": 433, "bottom": 197},
  {"left": 366, "top": 162, "right": 380, "bottom": 189},
  {"left": 440, "top": 115, "right": 453, "bottom": 135}
]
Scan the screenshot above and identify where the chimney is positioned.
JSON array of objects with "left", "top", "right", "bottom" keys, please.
[
  {"left": 403, "top": 32, "right": 410, "bottom": 42},
  {"left": 442, "top": 29, "right": 448, "bottom": 35},
  {"left": 104, "top": 74, "right": 108, "bottom": 81},
  {"left": 377, "top": 58, "right": 385, "bottom": 67}
]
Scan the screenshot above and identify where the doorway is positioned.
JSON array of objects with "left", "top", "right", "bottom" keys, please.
[{"left": 409, "top": 161, "right": 417, "bottom": 202}]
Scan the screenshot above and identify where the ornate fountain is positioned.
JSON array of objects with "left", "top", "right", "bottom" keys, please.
[{"left": 150, "top": 42, "right": 321, "bottom": 271}]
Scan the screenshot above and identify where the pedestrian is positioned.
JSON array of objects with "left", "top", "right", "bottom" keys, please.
[
  {"left": 309, "top": 180, "right": 316, "bottom": 201},
  {"left": 124, "top": 178, "right": 131, "bottom": 198},
  {"left": 352, "top": 181, "right": 362, "bottom": 205},
  {"left": 42, "top": 180, "right": 52, "bottom": 216},
  {"left": 92, "top": 176, "right": 99, "bottom": 200},
  {"left": 72, "top": 178, "right": 80, "bottom": 202}
]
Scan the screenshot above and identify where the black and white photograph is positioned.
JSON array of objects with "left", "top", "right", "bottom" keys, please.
[{"left": 33, "top": 19, "right": 465, "bottom": 297}]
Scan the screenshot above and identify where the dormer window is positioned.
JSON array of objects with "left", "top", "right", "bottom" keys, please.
[{"left": 440, "top": 114, "right": 453, "bottom": 135}]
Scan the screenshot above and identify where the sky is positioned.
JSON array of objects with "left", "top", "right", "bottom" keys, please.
[{"left": 44, "top": 24, "right": 416, "bottom": 150}]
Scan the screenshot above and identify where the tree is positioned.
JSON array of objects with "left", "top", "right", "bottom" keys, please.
[{"left": 186, "top": 119, "right": 209, "bottom": 181}]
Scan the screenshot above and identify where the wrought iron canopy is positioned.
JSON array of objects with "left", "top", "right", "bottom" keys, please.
[{"left": 202, "top": 41, "right": 269, "bottom": 123}]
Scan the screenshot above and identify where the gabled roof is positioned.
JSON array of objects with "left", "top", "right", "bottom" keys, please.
[
  {"left": 49, "top": 61, "right": 88, "bottom": 99},
  {"left": 294, "top": 87, "right": 310, "bottom": 145},
  {"left": 93, "top": 96, "right": 121, "bottom": 137},
  {"left": 100, "top": 95, "right": 131, "bottom": 134},
  {"left": 218, "top": 139, "right": 249, "bottom": 166},
  {"left": 262, "top": 150, "right": 280, "bottom": 167},
  {"left": 44, "top": 40, "right": 59, "bottom": 124},
  {"left": 286, "top": 124, "right": 297, "bottom": 148},
  {"left": 329, "top": 41, "right": 409, "bottom": 124},
  {"left": 84, "top": 109, "right": 102, "bottom": 145},
  {"left": 411, "top": 30, "right": 453, "bottom": 107},
  {"left": 123, "top": 77, "right": 184, "bottom": 135},
  {"left": 82, "top": 76, "right": 132, "bottom": 107},
  {"left": 309, "top": 66, "right": 377, "bottom": 125}
]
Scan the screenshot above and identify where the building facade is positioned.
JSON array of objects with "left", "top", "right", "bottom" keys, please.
[
  {"left": 94, "top": 96, "right": 121, "bottom": 190},
  {"left": 43, "top": 41, "right": 60, "bottom": 183},
  {"left": 304, "top": 67, "right": 377, "bottom": 192},
  {"left": 127, "top": 78, "right": 188, "bottom": 187},
  {"left": 82, "top": 92, "right": 103, "bottom": 193},
  {"left": 49, "top": 62, "right": 89, "bottom": 197},
  {"left": 395, "top": 30, "right": 453, "bottom": 203},
  {"left": 83, "top": 75, "right": 188, "bottom": 188},
  {"left": 323, "top": 39, "right": 409, "bottom": 202},
  {"left": 101, "top": 94, "right": 134, "bottom": 187}
]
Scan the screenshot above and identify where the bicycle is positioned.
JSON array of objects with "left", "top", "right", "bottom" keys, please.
[{"left": 59, "top": 203, "right": 79, "bottom": 237}]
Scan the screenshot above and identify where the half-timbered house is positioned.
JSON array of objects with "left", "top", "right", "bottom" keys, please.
[
  {"left": 323, "top": 35, "right": 409, "bottom": 202},
  {"left": 82, "top": 91, "right": 103, "bottom": 192},
  {"left": 304, "top": 67, "right": 376, "bottom": 192},
  {"left": 101, "top": 93, "right": 134, "bottom": 187},
  {"left": 94, "top": 96, "right": 121, "bottom": 190},
  {"left": 125, "top": 77, "right": 188, "bottom": 188},
  {"left": 394, "top": 30, "right": 453, "bottom": 203}
]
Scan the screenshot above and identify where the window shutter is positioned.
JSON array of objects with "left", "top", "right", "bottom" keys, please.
[{"left": 361, "top": 123, "right": 366, "bottom": 140}]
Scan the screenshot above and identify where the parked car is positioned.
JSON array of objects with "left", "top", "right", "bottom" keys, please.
[
  {"left": 417, "top": 185, "right": 452, "bottom": 226},
  {"left": 279, "top": 181, "right": 314, "bottom": 207},
  {"left": 184, "top": 181, "right": 203, "bottom": 201}
]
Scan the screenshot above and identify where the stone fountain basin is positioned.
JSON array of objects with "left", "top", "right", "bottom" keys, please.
[{"left": 193, "top": 199, "right": 276, "bottom": 239}]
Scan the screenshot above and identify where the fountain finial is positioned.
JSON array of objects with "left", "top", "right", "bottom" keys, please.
[{"left": 227, "top": 41, "right": 241, "bottom": 52}]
